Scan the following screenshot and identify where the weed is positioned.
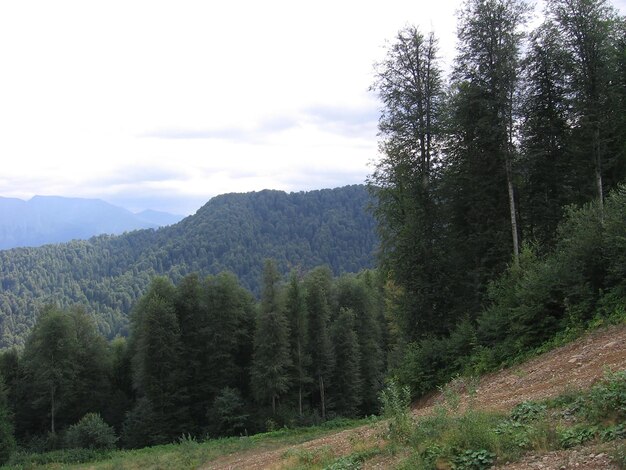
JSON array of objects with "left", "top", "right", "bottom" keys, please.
[
  {"left": 451, "top": 449, "right": 496, "bottom": 470},
  {"left": 558, "top": 424, "right": 597, "bottom": 448},
  {"left": 510, "top": 401, "right": 546, "bottom": 422}
]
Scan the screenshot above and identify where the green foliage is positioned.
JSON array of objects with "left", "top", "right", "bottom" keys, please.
[
  {"left": 207, "top": 387, "right": 249, "bottom": 437},
  {"left": 0, "top": 377, "right": 15, "bottom": 464},
  {"left": 510, "top": 401, "right": 547, "bottom": 422},
  {"left": 0, "top": 186, "right": 376, "bottom": 348},
  {"left": 581, "top": 370, "right": 626, "bottom": 423},
  {"left": 451, "top": 449, "right": 496, "bottom": 470},
  {"left": 6, "top": 447, "right": 112, "bottom": 467},
  {"left": 379, "top": 379, "right": 413, "bottom": 443},
  {"left": 64, "top": 413, "right": 117, "bottom": 450},
  {"left": 557, "top": 424, "right": 597, "bottom": 448}
]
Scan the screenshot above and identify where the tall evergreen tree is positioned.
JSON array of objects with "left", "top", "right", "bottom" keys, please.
[
  {"left": 369, "top": 26, "right": 449, "bottom": 339},
  {"left": 444, "top": 0, "right": 530, "bottom": 313},
  {"left": 547, "top": 0, "right": 621, "bottom": 208},
  {"left": 131, "top": 278, "right": 187, "bottom": 441},
  {"left": 284, "top": 272, "right": 311, "bottom": 418},
  {"left": 330, "top": 308, "right": 362, "bottom": 417},
  {"left": 334, "top": 274, "right": 384, "bottom": 414},
  {"left": 520, "top": 22, "right": 574, "bottom": 247},
  {"left": 304, "top": 267, "right": 335, "bottom": 419},
  {"left": 250, "top": 260, "right": 292, "bottom": 414}
]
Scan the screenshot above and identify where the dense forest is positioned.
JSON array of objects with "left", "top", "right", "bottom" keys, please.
[
  {"left": 369, "top": 0, "right": 626, "bottom": 395},
  {"left": 0, "top": 262, "right": 390, "bottom": 455},
  {"left": 0, "top": 185, "right": 376, "bottom": 348},
  {"left": 0, "top": 0, "right": 623, "bottom": 464}
]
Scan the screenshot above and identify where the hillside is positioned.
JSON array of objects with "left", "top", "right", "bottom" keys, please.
[
  {"left": 203, "top": 324, "right": 626, "bottom": 469},
  {"left": 0, "top": 185, "right": 377, "bottom": 347},
  {"left": 0, "top": 196, "right": 183, "bottom": 249}
]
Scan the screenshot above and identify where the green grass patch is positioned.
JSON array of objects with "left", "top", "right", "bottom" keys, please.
[{"left": 2, "top": 417, "right": 375, "bottom": 470}]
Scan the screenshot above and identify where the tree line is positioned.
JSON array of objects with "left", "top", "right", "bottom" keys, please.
[{"left": 0, "top": 261, "right": 392, "bottom": 459}]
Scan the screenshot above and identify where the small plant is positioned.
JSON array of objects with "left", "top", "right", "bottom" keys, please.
[
  {"left": 379, "top": 379, "right": 414, "bottom": 443},
  {"left": 510, "top": 401, "right": 546, "bottom": 422},
  {"left": 583, "top": 370, "right": 626, "bottom": 423},
  {"left": 558, "top": 425, "right": 597, "bottom": 448},
  {"left": 451, "top": 449, "right": 495, "bottom": 469},
  {"left": 601, "top": 423, "right": 626, "bottom": 441}
]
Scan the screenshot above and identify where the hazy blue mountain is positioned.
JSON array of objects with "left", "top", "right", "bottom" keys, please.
[
  {"left": 0, "top": 196, "right": 183, "bottom": 249},
  {"left": 135, "top": 209, "right": 185, "bottom": 227},
  {"left": 0, "top": 185, "right": 376, "bottom": 347}
]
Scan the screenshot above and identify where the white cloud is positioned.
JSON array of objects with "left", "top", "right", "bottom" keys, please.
[{"left": 0, "top": 0, "right": 460, "bottom": 214}]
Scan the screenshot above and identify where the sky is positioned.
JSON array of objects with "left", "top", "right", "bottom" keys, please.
[{"left": 1, "top": 0, "right": 624, "bottom": 215}]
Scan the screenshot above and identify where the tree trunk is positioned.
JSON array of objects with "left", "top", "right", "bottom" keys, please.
[
  {"left": 319, "top": 375, "right": 326, "bottom": 420},
  {"left": 51, "top": 384, "right": 55, "bottom": 434},
  {"left": 594, "top": 124, "right": 604, "bottom": 212},
  {"left": 506, "top": 156, "right": 520, "bottom": 265}
]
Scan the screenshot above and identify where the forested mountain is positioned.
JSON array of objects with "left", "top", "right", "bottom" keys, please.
[
  {"left": 0, "top": 196, "right": 183, "bottom": 249},
  {"left": 0, "top": 185, "right": 376, "bottom": 348}
]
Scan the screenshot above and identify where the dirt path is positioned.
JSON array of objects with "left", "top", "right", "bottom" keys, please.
[{"left": 204, "top": 324, "right": 626, "bottom": 469}]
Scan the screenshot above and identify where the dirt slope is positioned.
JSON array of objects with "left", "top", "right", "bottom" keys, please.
[{"left": 205, "top": 324, "right": 626, "bottom": 469}]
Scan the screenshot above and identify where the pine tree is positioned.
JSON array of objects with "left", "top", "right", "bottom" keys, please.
[
  {"left": 284, "top": 272, "right": 311, "bottom": 418},
  {"left": 330, "top": 308, "right": 362, "bottom": 417},
  {"left": 250, "top": 260, "right": 292, "bottom": 414},
  {"left": 304, "top": 268, "right": 335, "bottom": 419},
  {"left": 132, "top": 279, "right": 187, "bottom": 440}
]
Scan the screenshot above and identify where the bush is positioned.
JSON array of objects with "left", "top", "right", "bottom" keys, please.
[{"left": 64, "top": 413, "right": 117, "bottom": 450}]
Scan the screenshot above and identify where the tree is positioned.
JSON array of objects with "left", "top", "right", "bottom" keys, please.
[
  {"left": 454, "top": 0, "right": 530, "bottom": 263},
  {"left": 330, "top": 308, "right": 362, "bottom": 416},
  {"left": 369, "top": 26, "right": 450, "bottom": 339},
  {"left": 547, "top": 0, "right": 621, "bottom": 209},
  {"left": 131, "top": 278, "right": 187, "bottom": 440},
  {"left": 251, "top": 309, "right": 292, "bottom": 414},
  {"left": 520, "top": 22, "right": 574, "bottom": 247},
  {"left": 21, "top": 307, "right": 74, "bottom": 434},
  {"left": 305, "top": 268, "right": 335, "bottom": 419},
  {"left": 250, "top": 260, "right": 292, "bottom": 414},
  {"left": 284, "top": 272, "right": 311, "bottom": 418},
  {"left": 335, "top": 273, "right": 384, "bottom": 414}
]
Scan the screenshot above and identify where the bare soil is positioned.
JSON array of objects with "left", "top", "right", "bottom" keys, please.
[{"left": 204, "top": 324, "right": 626, "bottom": 469}]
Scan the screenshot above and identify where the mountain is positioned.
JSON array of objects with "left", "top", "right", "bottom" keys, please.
[
  {"left": 0, "top": 196, "right": 183, "bottom": 250},
  {"left": 134, "top": 209, "right": 184, "bottom": 226},
  {"left": 0, "top": 185, "right": 377, "bottom": 348}
]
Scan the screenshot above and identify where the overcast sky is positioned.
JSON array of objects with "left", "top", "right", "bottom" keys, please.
[{"left": 1, "top": 0, "right": 624, "bottom": 215}]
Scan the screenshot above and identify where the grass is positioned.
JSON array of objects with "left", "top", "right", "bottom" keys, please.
[{"left": 2, "top": 418, "right": 377, "bottom": 470}]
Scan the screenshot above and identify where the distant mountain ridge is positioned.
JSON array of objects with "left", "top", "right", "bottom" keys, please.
[
  {"left": 0, "top": 195, "right": 184, "bottom": 249},
  {"left": 0, "top": 185, "right": 377, "bottom": 348}
]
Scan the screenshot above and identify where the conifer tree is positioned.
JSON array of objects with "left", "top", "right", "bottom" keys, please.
[
  {"left": 284, "top": 272, "right": 311, "bottom": 418},
  {"left": 250, "top": 260, "right": 292, "bottom": 414},
  {"left": 330, "top": 308, "right": 362, "bottom": 417},
  {"left": 305, "top": 268, "right": 335, "bottom": 419}
]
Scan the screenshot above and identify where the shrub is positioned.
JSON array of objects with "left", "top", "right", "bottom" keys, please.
[{"left": 64, "top": 413, "right": 117, "bottom": 450}]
